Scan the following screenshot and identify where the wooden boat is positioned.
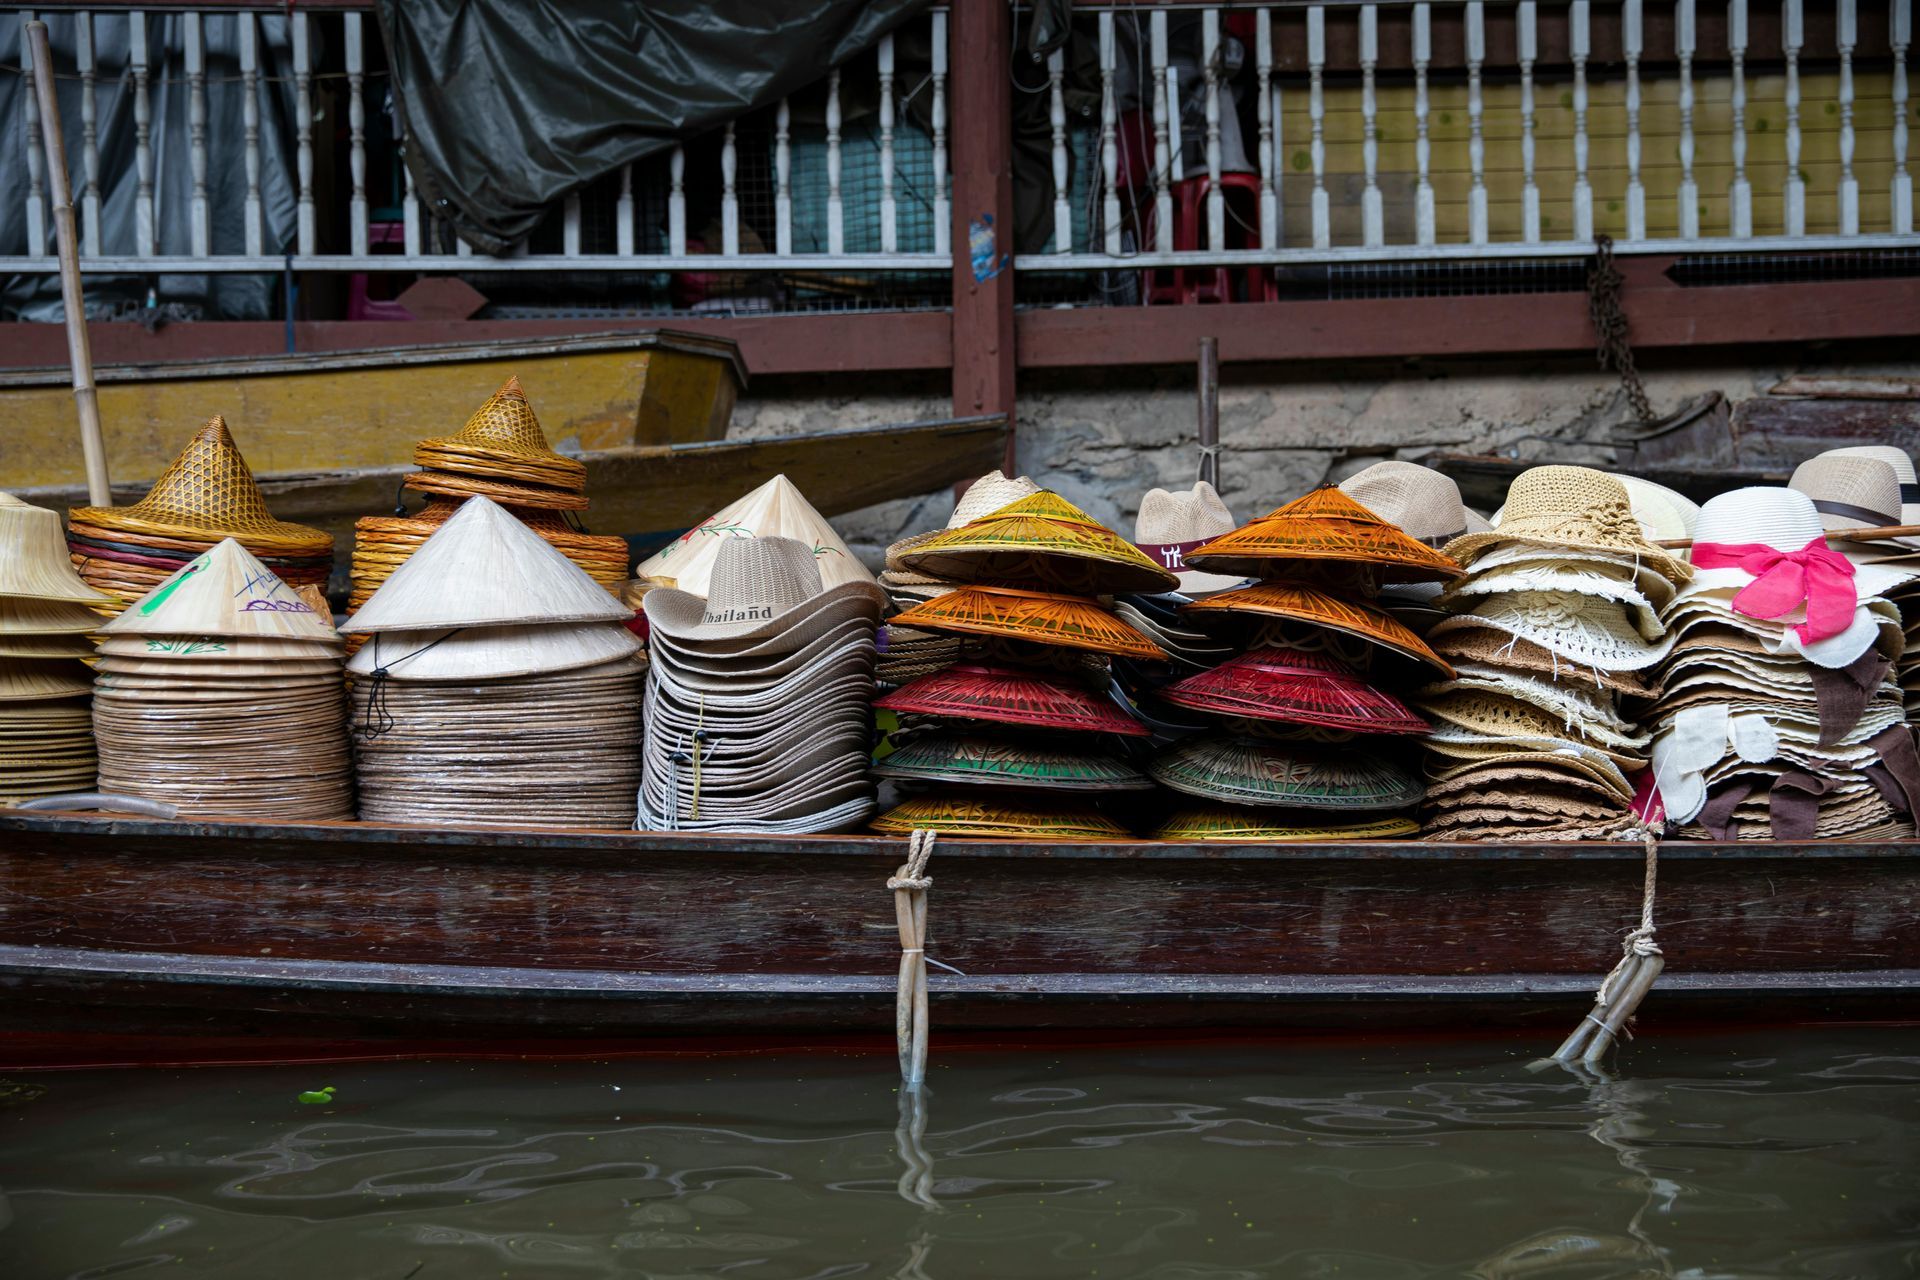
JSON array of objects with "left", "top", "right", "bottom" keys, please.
[
  {"left": 0, "top": 329, "right": 747, "bottom": 497},
  {"left": 1, "top": 810, "right": 1913, "bottom": 1060},
  {"left": 18, "top": 415, "right": 1011, "bottom": 552}
]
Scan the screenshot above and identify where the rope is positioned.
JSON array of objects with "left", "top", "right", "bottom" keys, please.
[
  {"left": 354, "top": 628, "right": 464, "bottom": 741},
  {"left": 1545, "top": 833, "right": 1665, "bottom": 1066},
  {"left": 1195, "top": 441, "right": 1223, "bottom": 483},
  {"left": 891, "top": 830, "right": 939, "bottom": 1087}
]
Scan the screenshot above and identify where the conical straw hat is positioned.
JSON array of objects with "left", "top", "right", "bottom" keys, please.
[
  {"left": 871, "top": 732, "right": 1153, "bottom": 791},
  {"left": 97, "top": 633, "right": 342, "bottom": 661},
  {"left": 637, "top": 474, "right": 875, "bottom": 597},
  {"left": 0, "top": 633, "right": 97, "bottom": 659},
  {"left": 0, "top": 494, "right": 113, "bottom": 604},
  {"left": 1187, "top": 487, "right": 1463, "bottom": 583},
  {"left": 1150, "top": 735, "right": 1424, "bottom": 810},
  {"left": 346, "top": 620, "right": 641, "bottom": 682},
  {"left": 1181, "top": 581, "right": 1453, "bottom": 675},
  {"left": 0, "top": 657, "right": 95, "bottom": 700},
  {"left": 884, "top": 470, "right": 1044, "bottom": 568},
  {"left": 344, "top": 496, "right": 633, "bottom": 634},
  {"left": 413, "top": 376, "right": 587, "bottom": 489},
  {"left": 66, "top": 416, "right": 334, "bottom": 553},
  {"left": 875, "top": 662, "right": 1150, "bottom": 736},
  {"left": 1154, "top": 805, "right": 1419, "bottom": 841},
  {"left": 0, "top": 594, "right": 109, "bottom": 633},
  {"left": 1158, "top": 647, "right": 1429, "bottom": 734},
  {"left": 870, "top": 793, "right": 1128, "bottom": 840},
  {"left": 891, "top": 585, "right": 1166, "bottom": 660},
  {"left": 99, "top": 539, "right": 341, "bottom": 642},
  {"left": 898, "top": 491, "right": 1180, "bottom": 595}
]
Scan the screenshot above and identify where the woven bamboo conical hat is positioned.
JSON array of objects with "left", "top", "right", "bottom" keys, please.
[
  {"left": 0, "top": 657, "right": 95, "bottom": 701},
  {"left": 0, "top": 594, "right": 109, "bottom": 634},
  {"left": 0, "top": 494, "right": 113, "bottom": 604},
  {"left": 0, "top": 633, "right": 97, "bottom": 659},
  {"left": 1187, "top": 487, "right": 1463, "bottom": 583},
  {"left": 343, "top": 496, "right": 633, "bottom": 634},
  {"left": 345, "top": 620, "right": 641, "bottom": 681},
  {"left": 66, "top": 417, "right": 334, "bottom": 553},
  {"left": 99, "top": 539, "right": 340, "bottom": 641},
  {"left": 96, "top": 633, "right": 343, "bottom": 661},
  {"left": 634, "top": 474, "right": 875, "bottom": 596},
  {"left": 413, "top": 375, "right": 587, "bottom": 489},
  {"left": 896, "top": 491, "right": 1180, "bottom": 595}
]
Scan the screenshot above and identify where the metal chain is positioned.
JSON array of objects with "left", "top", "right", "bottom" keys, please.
[{"left": 1586, "top": 234, "right": 1657, "bottom": 424}]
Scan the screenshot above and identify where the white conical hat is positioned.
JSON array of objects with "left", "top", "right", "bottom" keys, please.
[
  {"left": 100, "top": 538, "right": 339, "bottom": 641},
  {"left": 343, "top": 495, "right": 631, "bottom": 634},
  {"left": 634, "top": 474, "right": 875, "bottom": 598},
  {"left": 345, "top": 621, "right": 642, "bottom": 682},
  {"left": 0, "top": 493, "right": 113, "bottom": 604}
]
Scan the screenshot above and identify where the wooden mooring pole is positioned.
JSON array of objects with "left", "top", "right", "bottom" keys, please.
[{"left": 1197, "top": 337, "right": 1220, "bottom": 487}]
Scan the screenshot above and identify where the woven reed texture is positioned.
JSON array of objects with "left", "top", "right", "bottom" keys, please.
[
  {"left": 413, "top": 376, "right": 588, "bottom": 487},
  {"left": 1337, "top": 460, "right": 1483, "bottom": 544},
  {"left": 0, "top": 495, "right": 113, "bottom": 606},
  {"left": 1153, "top": 805, "right": 1420, "bottom": 841},
  {"left": 873, "top": 732, "right": 1152, "bottom": 790},
  {"left": 875, "top": 662, "right": 1149, "bottom": 736},
  {"left": 871, "top": 792, "right": 1129, "bottom": 840},
  {"left": 1187, "top": 487, "right": 1463, "bottom": 583},
  {"left": 891, "top": 586, "right": 1166, "bottom": 660},
  {"left": 0, "top": 696, "right": 97, "bottom": 804},
  {"left": 1150, "top": 735, "right": 1425, "bottom": 810},
  {"left": 1443, "top": 465, "right": 1691, "bottom": 583},
  {"left": 403, "top": 469, "right": 592, "bottom": 511},
  {"left": 1183, "top": 581, "right": 1453, "bottom": 675},
  {"left": 1159, "top": 648, "right": 1429, "bottom": 735},
  {"left": 898, "top": 492, "right": 1180, "bottom": 595}
]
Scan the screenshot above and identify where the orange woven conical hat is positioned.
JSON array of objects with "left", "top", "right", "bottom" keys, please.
[
  {"left": 1186, "top": 487, "right": 1461, "bottom": 583},
  {"left": 413, "top": 376, "right": 587, "bottom": 489},
  {"left": 99, "top": 538, "right": 341, "bottom": 642},
  {"left": 67, "top": 417, "right": 334, "bottom": 554},
  {"left": 1181, "top": 581, "right": 1453, "bottom": 676},
  {"left": 891, "top": 585, "right": 1167, "bottom": 660},
  {"left": 897, "top": 491, "right": 1180, "bottom": 595}
]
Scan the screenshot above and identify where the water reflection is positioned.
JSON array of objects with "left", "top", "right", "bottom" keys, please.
[{"left": 0, "top": 1033, "right": 1915, "bottom": 1279}]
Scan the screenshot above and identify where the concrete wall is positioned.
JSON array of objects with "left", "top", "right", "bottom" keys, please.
[{"left": 728, "top": 340, "right": 1915, "bottom": 571}]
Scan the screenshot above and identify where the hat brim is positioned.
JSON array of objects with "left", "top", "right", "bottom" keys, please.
[{"left": 644, "top": 579, "right": 885, "bottom": 647}]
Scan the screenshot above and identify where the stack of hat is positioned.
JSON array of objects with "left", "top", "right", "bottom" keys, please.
[
  {"left": 0, "top": 494, "right": 114, "bottom": 803},
  {"left": 1144, "top": 486, "right": 1456, "bottom": 841},
  {"left": 639, "top": 535, "right": 886, "bottom": 833},
  {"left": 636, "top": 473, "right": 875, "bottom": 596},
  {"left": 90, "top": 538, "right": 351, "bottom": 819},
  {"left": 1337, "top": 461, "right": 1493, "bottom": 635},
  {"left": 1645, "top": 483, "right": 1915, "bottom": 841},
  {"left": 874, "top": 490, "right": 1176, "bottom": 839},
  {"left": 349, "top": 378, "right": 630, "bottom": 619},
  {"left": 1103, "top": 483, "right": 1244, "bottom": 723},
  {"left": 1414, "top": 465, "right": 1692, "bottom": 841},
  {"left": 67, "top": 416, "right": 334, "bottom": 617},
  {"left": 343, "top": 496, "right": 644, "bottom": 830}
]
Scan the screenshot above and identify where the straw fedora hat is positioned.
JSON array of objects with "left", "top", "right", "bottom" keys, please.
[
  {"left": 1443, "top": 466, "right": 1691, "bottom": 582},
  {"left": 1826, "top": 445, "right": 1920, "bottom": 524},
  {"left": 1132, "top": 481, "right": 1245, "bottom": 595},
  {"left": 1187, "top": 486, "right": 1463, "bottom": 583},
  {"left": 1153, "top": 806, "right": 1419, "bottom": 841},
  {"left": 644, "top": 535, "right": 886, "bottom": 648},
  {"left": 896, "top": 491, "right": 1180, "bottom": 595},
  {"left": 99, "top": 539, "right": 340, "bottom": 643},
  {"left": 636, "top": 474, "right": 875, "bottom": 596},
  {"left": 0, "top": 494, "right": 113, "bottom": 605},
  {"left": 67, "top": 416, "right": 333, "bottom": 554},
  {"left": 884, "top": 470, "right": 1043, "bottom": 570},
  {"left": 1338, "top": 461, "right": 1492, "bottom": 546},
  {"left": 344, "top": 496, "right": 632, "bottom": 634},
  {"left": 413, "top": 375, "right": 587, "bottom": 491},
  {"left": 346, "top": 621, "right": 642, "bottom": 682},
  {"left": 1789, "top": 452, "right": 1920, "bottom": 547}
]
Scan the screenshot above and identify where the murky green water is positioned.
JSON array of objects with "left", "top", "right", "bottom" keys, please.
[{"left": 2, "top": 1032, "right": 1917, "bottom": 1278}]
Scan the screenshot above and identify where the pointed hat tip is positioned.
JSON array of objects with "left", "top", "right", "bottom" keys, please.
[
  {"left": 198, "top": 414, "right": 233, "bottom": 440},
  {"left": 496, "top": 375, "right": 526, "bottom": 398}
]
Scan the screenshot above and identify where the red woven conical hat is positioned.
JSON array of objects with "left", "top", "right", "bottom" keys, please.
[
  {"left": 891, "top": 586, "right": 1167, "bottom": 660},
  {"left": 1186, "top": 487, "right": 1461, "bottom": 583},
  {"left": 1181, "top": 581, "right": 1453, "bottom": 676},
  {"left": 1158, "top": 647, "right": 1428, "bottom": 734},
  {"left": 875, "top": 663, "right": 1150, "bottom": 736}
]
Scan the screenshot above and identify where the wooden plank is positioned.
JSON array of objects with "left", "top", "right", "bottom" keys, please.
[{"left": 947, "top": 0, "right": 1017, "bottom": 466}]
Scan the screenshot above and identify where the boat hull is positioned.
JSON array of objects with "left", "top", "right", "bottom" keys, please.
[{"left": 1, "top": 812, "right": 1915, "bottom": 1052}]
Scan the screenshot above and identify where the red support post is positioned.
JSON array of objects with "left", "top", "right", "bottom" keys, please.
[{"left": 948, "top": 0, "right": 1019, "bottom": 471}]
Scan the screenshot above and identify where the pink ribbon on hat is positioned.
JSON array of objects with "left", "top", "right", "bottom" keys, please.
[{"left": 1690, "top": 535, "right": 1858, "bottom": 644}]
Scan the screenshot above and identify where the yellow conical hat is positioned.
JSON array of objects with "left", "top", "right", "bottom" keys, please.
[
  {"left": 898, "top": 491, "right": 1180, "bottom": 594},
  {"left": 413, "top": 376, "right": 587, "bottom": 489},
  {"left": 67, "top": 417, "right": 334, "bottom": 553},
  {"left": 100, "top": 538, "right": 341, "bottom": 642},
  {"left": 0, "top": 494, "right": 112, "bottom": 604}
]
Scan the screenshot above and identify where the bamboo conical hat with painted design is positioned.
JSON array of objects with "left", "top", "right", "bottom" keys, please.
[
  {"left": 0, "top": 494, "right": 113, "bottom": 605},
  {"left": 1187, "top": 487, "right": 1462, "bottom": 583},
  {"left": 99, "top": 539, "right": 340, "bottom": 642},
  {"left": 413, "top": 375, "right": 587, "bottom": 490},
  {"left": 343, "top": 495, "right": 632, "bottom": 634},
  {"left": 634, "top": 474, "right": 875, "bottom": 597},
  {"left": 67, "top": 417, "right": 334, "bottom": 554},
  {"left": 897, "top": 491, "right": 1180, "bottom": 594}
]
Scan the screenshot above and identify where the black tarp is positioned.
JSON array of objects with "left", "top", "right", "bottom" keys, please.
[{"left": 375, "top": 0, "right": 931, "bottom": 254}]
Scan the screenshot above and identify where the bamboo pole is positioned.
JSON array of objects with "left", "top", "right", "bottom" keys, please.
[
  {"left": 27, "top": 20, "right": 111, "bottom": 508},
  {"left": 1197, "top": 337, "right": 1220, "bottom": 488},
  {"left": 1656, "top": 523, "right": 1920, "bottom": 549}
]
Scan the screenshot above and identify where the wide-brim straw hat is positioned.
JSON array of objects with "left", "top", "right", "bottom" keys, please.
[
  {"left": 0, "top": 494, "right": 113, "bottom": 606},
  {"left": 1337, "top": 460, "right": 1492, "bottom": 546},
  {"left": 1605, "top": 474, "right": 1702, "bottom": 541},
  {"left": 874, "top": 731, "right": 1152, "bottom": 791},
  {"left": 896, "top": 491, "right": 1179, "bottom": 595},
  {"left": 0, "top": 595, "right": 107, "bottom": 634},
  {"left": 95, "top": 653, "right": 343, "bottom": 678},
  {"left": 1180, "top": 581, "right": 1453, "bottom": 675},
  {"left": 1153, "top": 805, "right": 1419, "bottom": 841},
  {"left": 1423, "top": 738, "right": 1636, "bottom": 798},
  {"left": 97, "top": 633, "right": 342, "bottom": 661},
  {"left": 644, "top": 535, "right": 886, "bottom": 649},
  {"left": 1421, "top": 662, "right": 1649, "bottom": 747},
  {"left": 638, "top": 474, "right": 876, "bottom": 597},
  {"left": 890, "top": 585, "right": 1166, "bottom": 660},
  {"left": 1430, "top": 625, "right": 1653, "bottom": 696},
  {"left": 870, "top": 792, "right": 1128, "bottom": 840},
  {"left": 1665, "top": 591, "right": 1905, "bottom": 671},
  {"left": 884, "top": 470, "right": 1044, "bottom": 570},
  {"left": 67, "top": 416, "right": 333, "bottom": 554},
  {"left": 1827, "top": 445, "right": 1920, "bottom": 525},
  {"left": 1441, "top": 561, "right": 1666, "bottom": 639},
  {"left": 1427, "top": 591, "right": 1673, "bottom": 672},
  {"left": 346, "top": 621, "right": 641, "bottom": 682},
  {"left": 1130, "top": 481, "right": 1246, "bottom": 595},
  {"left": 1188, "top": 486, "right": 1463, "bottom": 584},
  {"left": 1456, "top": 540, "right": 1678, "bottom": 608},
  {"left": 0, "top": 632, "right": 96, "bottom": 660},
  {"left": 1151, "top": 735, "right": 1424, "bottom": 810},
  {"left": 649, "top": 615, "right": 877, "bottom": 678},
  {"left": 875, "top": 663, "right": 1147, "bottom": 736},
  {"left": 344, "top": 496, "right": 634, "bottom": 635},
  {"left": 95, "top": 538, "right": 339, "bottom": 643},
  {"left": 1443, "top": 466, "right": 1691, "bottom": 583},
  {"left": 1418, "top": 685, "right": 1650, "bottom": 756},
  {"left": 1159, "top": 647, "right": 1428, "bottom": 734},
  {"left": 1420, "top": 715, "right": 1644, "bottom": 770},
  {"left": 412, "top": 376, "right": 587, "bottom": 489}
]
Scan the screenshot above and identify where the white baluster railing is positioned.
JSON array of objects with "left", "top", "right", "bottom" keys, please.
[
  {"left": 1624, "top": 0, "right": 1647, "bottom": 240},
  {"left": 1676, "top": 0, "right": 1699, "bottom": 240},
  {"left": 1308, "top": 5, "right": 1330, "bottom": 249},
  {"left": 291, "top": 11, "right": 315, "bottom": 256},
  {"left": 1415, "top": 2, "right": 1436, "bottom": 245},
  {"left": 345, "top": 12, "right": 368, "bottom": 257},
  {"left": 1518, "top": 1, "right": 1540, "bottom": 244},
  {"left": 1049, "top": 45, "right": 1072, "bottom": 253},
  {"left": 75, "top": 8, "right": 99, "bottom": 256},
  {"left": 1099, "top": 11, "right": 1121, "bottom": 255},
  {"left": 878, "top": 34, "right": 898, "bottom": 255},
  {"left": 1785, "top": 0, "right": 1807, "bottom": 236},
  {"left": 1360, "top": 3, "right": 1382, "bottom": 247},
  {"left": 1897, "top": 0, "right": 1915, "bottom": 235},
  {"left": 1729, "top": 0, "right": 1753, "bottom": 237},
  {"left": 1150, "top": 9, "right": 1174, "bottom": 253},
  {"left": 1838, "top": 0, "right": 1860, "bottom": 234},
  {"left": 1572, "top": 0, "right": 1594, "bottom": 241},
  {"left": 21, "top": 12, "right": 45, "bottom": 257},
  {"left": 1256, "top": 8, "right": 1277, "bottom": 250},
  {"left": 238, "top": 13, "right": 263, "bottom": 256}
]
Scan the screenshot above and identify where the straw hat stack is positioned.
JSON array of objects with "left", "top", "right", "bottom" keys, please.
[
  {"left": 639, "top": 535, "right": 887, "bottom": 833},
  {"left": 1643, "top": 483, "right": 1916, "bottom": 841},
  {"left": 636, "top": 473, "right": 876, "bottom": 596},
  {"left": 0, "top": 495, "right": 116, "bottom": 802},
  {"left": 342, "top": 496, "right": 644, "bottom": 829},
  {"left": 1410, "top": 465, "right": 1693, "bottom": 841},
  {"left": 349, "top": 378, "right": 630, "bottom": 619},
  {"left": 1338, "top": 460, "right": 1494, "bottom": 634},
  {"left": 871, "top": 489, "right": 1176, "bottom": 838},
  {"left": 89, "top": 538, "right": 351, "bottom": 819},
  {"left": 67, "top": 416, "right": 333, "bottom": 617},
  {"left": 1142, "top": 485, "right": 1457, "bottom": 839}
]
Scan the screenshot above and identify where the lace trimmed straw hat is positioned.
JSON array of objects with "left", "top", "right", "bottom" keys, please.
[
  {"left": 883, "top": 470, "right": 1043, "bottom": 570},
  {"left": 1188, "top": 486, "right": 1462, "bottom": 583},
  {"left": 645, "top": 535, "right": 887, "bottom": 648},
  {"left": 0, "top": 494, "right": 112, "bottom": 606},
  {"left": 1337, "top": 461, "right": 1492, "bottom": 547},
  {"left": 1442, "top": 465, "right": 1691, "bottom": 583},
  {"left": 1132, "top": 481, "right": 1246, "bottom": 595},
  {"left": 1428, "top": 591, "right": 1674, "bottom": 673},
  {"left": 1439, "top": 561, "right": 1667, "bottom": 639},
  {"left": 896, "top": 491, "right": 1180, "bottom": 595}
]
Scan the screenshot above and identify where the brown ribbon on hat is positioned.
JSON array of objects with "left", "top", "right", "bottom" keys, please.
[
  {"left": 1135, "top": 538, "right": 1212, "bottom": 572},
  {"left": 1861, "top": 724, "right": 1920, "bottom": 820},
  {"left": 1807, "top": 650, "right": 1895, "bottom": 747},
  {"left": 1769, "top": 770, "right": 1839, "bottom": 841},
  {"left": 1416, "top": 528, "right": 1468, "bottom": 548},
  {"left": 1696, "top": 779, "right": 1755, "bottom": 840},
  {"left": 1811, "top": 498, "right": 1900, "bottom": 527}
]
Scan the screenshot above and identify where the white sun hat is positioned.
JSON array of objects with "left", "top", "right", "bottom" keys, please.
[
  {"left": 1427, "top": 591, "right": 1674, "bottom": 672},
  {"left": 1439, "top": 560, "right": 1666, "bottom": 639}
]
